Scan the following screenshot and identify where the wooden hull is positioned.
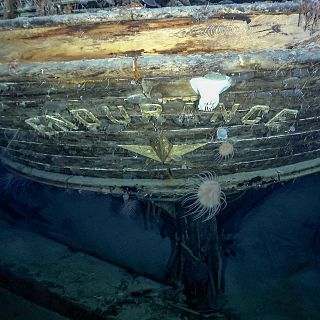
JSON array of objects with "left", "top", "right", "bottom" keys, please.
[{"left": 0, "top": 3, "right": 320, "bottom": 200}]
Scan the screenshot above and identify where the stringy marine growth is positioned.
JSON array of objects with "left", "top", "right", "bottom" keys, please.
[
  {"left": 182, "top": 172, "right": 227, "bottom": 221},
  {"left": 298, "top": 0, "right": 320, "bottom": 32}
]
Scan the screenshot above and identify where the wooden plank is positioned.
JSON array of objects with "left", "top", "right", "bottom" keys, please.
[
  {"left": 0, "top": 5, "right": 319, "bottom": 196},
  {"left": 1, "top": 124, "right": 319, "bottom": 159},
  {"left": 2, "top": 142, "right": 320, "bottom": 182},
  {"left": 2, "top": 12, "right": 317, "bottom": 64},
  {"left": 1, "top": 122, "right": 319, "bottom": 159},
  {"left": 0, "top": 3, "right": 301, "bottom": 29},
  {"left": 3, "top": 65, "right": 320, "bottom": 97},
  {"left": 3, "top": 141, "right": 320, "bottom": 179},
  {"left": 1, "top": 49, "right": 320, "bottom": 84},
  {"left": 2, "top": 155, "right": 320, "bottom": 197}
]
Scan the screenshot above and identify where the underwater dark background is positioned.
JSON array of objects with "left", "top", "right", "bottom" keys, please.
[{"left": 0, "top": 163, "right": 319, "bottom": 319}]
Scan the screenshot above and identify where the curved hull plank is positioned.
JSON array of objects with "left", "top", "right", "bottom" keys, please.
[
  {"left": 0, "top": 3, "right": 315, "bottom": 63},
  {"left": 0, "top": 3, "right": 319, "bottom": 199}
]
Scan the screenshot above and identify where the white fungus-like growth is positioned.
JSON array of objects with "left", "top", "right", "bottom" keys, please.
[
  {"left": 190, "top": 72, "right": 233, "bottom": 111},
  {"left": 182, "top": 172, "right": 227, "bottom": 221}
]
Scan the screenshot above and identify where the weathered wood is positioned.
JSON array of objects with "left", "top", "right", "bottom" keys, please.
[
  {"left": 3, "top": 144, "right": 320, "bottom": 179},
  {"left": 0, "top": 3, "right": 301, "bottom": 28},
  {"left": 1, "top": 49, "right": 320, "bottom": 82},
  {"left": 1, "top": 5, "right": 319, "bottom": 317},
  {"left": 1, "top": 155, "right": 320, "bottom": 198},
  {"left": 0, "top": 3, "right": 319, "bottom": 199},
  {"left": 0, "top": 3, "right": 318, "bottom": 64}
]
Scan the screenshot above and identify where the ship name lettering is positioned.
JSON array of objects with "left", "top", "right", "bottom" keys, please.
[
  {"left": 25, "top": 114, "right": 78, "bottom": 137},
  {"left": 25, "top": 101, "right": 299, "bottom": 136},
  {"left": 103, "top": 105, "right": 131, "bottom": 125},
  {"left": 210, "top": 103, "right": 240, "bottom": 124},
  {"left": 69, "top": 109, "right": 100, "bottom": 129},
  {"left": 265, "top": 109, "right": 299, "bottom": 130},
  {"left": 241, "top": 105, "right": 270, "bottom": 125}
]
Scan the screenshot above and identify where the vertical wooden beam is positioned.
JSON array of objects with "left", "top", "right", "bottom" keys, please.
[
  {"left": 169, "top": 204, "right": 225, "bottom": 315},
  {"left": 3, "top": 0, "right": 16, "bottom": 19}
]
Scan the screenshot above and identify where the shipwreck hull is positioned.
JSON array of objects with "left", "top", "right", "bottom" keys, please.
[{"left": 0, "top": 3, "right": 320, "bottom": 200}]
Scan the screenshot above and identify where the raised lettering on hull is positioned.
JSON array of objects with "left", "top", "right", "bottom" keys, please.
[
  {"left": 266, "top": 109, "right": 299, "bottom": 130},
  {"left": 25, "top": 99, "right": 300, "bottom": 137},
  {"left": 25, "top": 115, "right": 78, "bottom": 137},
  {"left": 102, "top": 105, "right": 131, "bottom": 125},
  {"left": 210, "top": 103, "right": 240, "bottom": 124},
  {"left": 241, "top": 105, "right": 270, "bottom": 125}
]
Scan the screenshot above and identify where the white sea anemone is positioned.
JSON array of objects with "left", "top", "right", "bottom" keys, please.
[
  {"left": 182, "top": 172, "right": 227, "bottom": 221},
  {"left": 190, "top": 72, "right": 233, "bottom": 111}
]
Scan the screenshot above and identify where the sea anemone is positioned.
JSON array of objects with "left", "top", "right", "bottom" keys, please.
[
  {"left": 190, "top": 72, "right": 233, "bottom": 111},
  {"left": 216, "top": 141, "right": 234, "bottom": 162},
  {"left": 182, "top": 172, "right": 227, "bottom": 221}
]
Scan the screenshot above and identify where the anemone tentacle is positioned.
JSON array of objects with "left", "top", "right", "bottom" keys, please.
[{"left": 181, "top": 172, "right": 227, "bottom": 222}]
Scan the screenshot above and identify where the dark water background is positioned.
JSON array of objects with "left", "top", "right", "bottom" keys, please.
[{"left": 0, "top": 163, "right": 319, "bottom": 319}]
